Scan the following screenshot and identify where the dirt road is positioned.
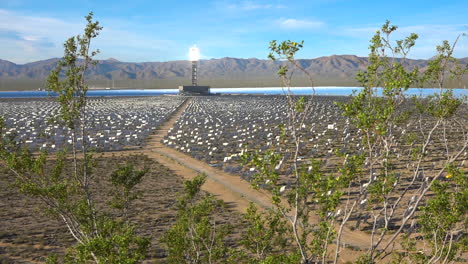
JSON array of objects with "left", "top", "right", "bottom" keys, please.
[
  {"left": 135, "top": 98, "right": 374, "bottom": 255},
  {"left": 142, "top": 98, "right": 272, "bottom": 212}
]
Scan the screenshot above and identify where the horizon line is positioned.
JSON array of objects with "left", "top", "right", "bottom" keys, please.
[{"left": 3, "top": 54, "right": 468, "bottom": 65}]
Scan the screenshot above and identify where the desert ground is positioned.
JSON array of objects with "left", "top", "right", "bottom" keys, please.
[{"left": 0, "top": 95, "right": 466, "bottom": 263}]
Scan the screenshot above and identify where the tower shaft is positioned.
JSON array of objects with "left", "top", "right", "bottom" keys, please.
[{"left": 191, "top": 60, "right": 198, "bottom": 86}]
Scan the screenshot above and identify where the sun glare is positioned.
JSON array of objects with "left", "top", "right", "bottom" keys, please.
[{"left": 189, "top": 45, "right": 200, "bottom": 61}]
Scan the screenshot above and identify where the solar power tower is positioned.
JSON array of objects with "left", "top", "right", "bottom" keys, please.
[
  {"left": 179, "top": 45, "right": 210, "bottom": 95},
  {"left": 190, "top": 46, "right": 198, "bottom": 86}
]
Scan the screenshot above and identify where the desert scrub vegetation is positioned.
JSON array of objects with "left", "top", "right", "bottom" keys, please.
[
  {"left": 161, "top": 174, "right": 232, "bottom": 264},
  {"left": 239, "top": 21, "right": 467, "bottom": 264},
  {"left": 0, "top": 13, "right": 150, "bottom": 263}
]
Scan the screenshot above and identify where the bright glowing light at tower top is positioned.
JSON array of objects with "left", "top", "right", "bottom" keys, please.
[{"left": 189, "top": 45, "right": 200, "bottom": 61}]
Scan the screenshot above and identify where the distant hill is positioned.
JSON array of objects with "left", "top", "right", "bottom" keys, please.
[{"left": 0, "top": 55, "right": 467, "bottom": 90}]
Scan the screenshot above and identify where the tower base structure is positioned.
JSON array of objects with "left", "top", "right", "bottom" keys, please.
[{"left": 178, "top": 85, "right": 211, "bottom": 96}]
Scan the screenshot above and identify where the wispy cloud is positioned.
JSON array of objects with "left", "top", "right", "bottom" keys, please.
[
  {"left": 340, "top": 23, "right": 468, "bottom": 58},
  {"left": 278, "top": 18, "right": 324, "bottom": 30},
  {"left": 227, "top": 1, "right": 286, "bottom": 11},
  {"left": 0, "top": 9, "right": 182, "bottom": 63},
  {"left": 0, "top": 9, "right": 83, "bottom": 62},
  {"left": 0, "top": 29, "right": 55, "bottom": 49},
  {"left": 0, "top": 9, "right": 83, "bottom": 40},
  {"left": 343, "top": 24, "right": 467, "bottom": 40}
]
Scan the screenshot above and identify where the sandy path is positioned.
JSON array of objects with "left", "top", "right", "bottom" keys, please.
[
  {"left": 142, "top": 98, "right": 273, "bottom": 213},
  {"left": 135, "top": 98, "right": 374, "bottom": 254}
]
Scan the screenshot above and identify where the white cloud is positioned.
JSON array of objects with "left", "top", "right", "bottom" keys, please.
[
  {"left": 340, "top": 23, "right": 468, "bottom": 58},
  {"left": 0, "top": 9, "right": 83, "bottom": 40},
  {"left": 227, "top": 1, "right": 286, "bottom": 11},
  {"left": 343, "top": 24, "right": 467, "bottom": 40},
  {"left": 0, "top": 9, "right": 85, "bottom": 63},
  {"left": 278, "top": 18, "right": 324, "bottom": 30},
  {"left": 242, "top": 2, "right": 286, "bottom": 10},
  {"left": 0, "top": 9, "right": 181, "bottom": 63}
]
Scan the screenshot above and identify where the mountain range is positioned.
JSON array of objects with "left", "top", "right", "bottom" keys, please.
[{"left": 1, "top": 55, "right": 467, "bottom": 89}]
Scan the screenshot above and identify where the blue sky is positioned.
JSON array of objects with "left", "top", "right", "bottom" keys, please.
[{"left": 1, "top": 0, "right": 467, "bottom": 64}]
